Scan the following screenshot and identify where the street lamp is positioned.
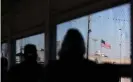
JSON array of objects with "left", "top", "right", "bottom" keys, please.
[{"left": 119, "top": 28, "right": 122, "bottom": 63}]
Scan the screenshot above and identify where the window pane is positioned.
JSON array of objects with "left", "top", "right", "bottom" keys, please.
[
  {"left": 88, "top": 4, "right": 131, "bottom": 65},
  {"left": 1, "top": 43, "right": 9, "bottom": 59},
  {"left": 16, "top": 33, "right": 45, "bottom": 64},
  {"left": 56, "top": 3, "right": 131, "bottom": 82}
]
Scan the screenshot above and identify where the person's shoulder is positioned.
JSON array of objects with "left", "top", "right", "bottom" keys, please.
[
  {"left": 8, "top": 63, "right": 23, "bottom": 75},
  {"left": 43, "top": 60, "right": 58, "bottom": 73},
  {"left": 37, "top": 63, "right": 44, "bottom": 70},
  {"left": 81, "top": 59, "right": 98, "bottom": 69},
  {"left": 98, "top": 63, "right": 119, "bottom": 75},
  {"left": 9, "top": 63, "right": 21, "bottom": 70},
  {"left": 100, "top": 63, "right": 118, "bottom": 68},
  {"left": 44, "top": 60, "right": 57, "bottom": 68},
  {"left": 83, "top": 59, "right": 97, "bottom": 65},
  {"left": 48, "top": 60, "right": 60, "bottom": 65}
]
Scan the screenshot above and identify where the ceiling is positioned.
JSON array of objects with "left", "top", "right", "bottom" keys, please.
[{"left": 1, "top": 0, "right": 130, "bottom": 41}]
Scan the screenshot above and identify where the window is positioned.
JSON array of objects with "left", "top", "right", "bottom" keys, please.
[
  {"left": 57, "top": 3, "right": 131, "bottom": 64},
  {"left": 1, "top": 43, "right": 9, "bottom": 59},
  {"left": 88, "top": 4, "right": 131, "bottom": 65},
  {"left": 56, "top": 3, "right": 131, "bottom": 82},
  {"left": 16, "top": 33, "right": 45, "bottom": 64},
  {"left": 88, "top": 4, "right": 131, "bottom": 82}
]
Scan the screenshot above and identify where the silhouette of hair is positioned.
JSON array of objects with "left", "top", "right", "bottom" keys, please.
[
  {"left": 1, "top": 57, "right": 8, "bottom": 69},
  {"left": 58, "top": 28, "right": 85, "bottom": 59},
  {"left": 23, "top": 44, "right": 37, "bottom": 61}
]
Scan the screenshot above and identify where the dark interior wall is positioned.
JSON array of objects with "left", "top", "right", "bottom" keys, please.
[
  {"left": 1, "top": 0, "right": 130, "bottom": 41},
  {"left": 1, "top": 0, "right": 47, "bottom": 40}
]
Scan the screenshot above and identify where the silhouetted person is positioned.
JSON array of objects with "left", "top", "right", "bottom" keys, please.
[
  {"left": 1, "top": 57, "right": 8, "bottom": 82},
  {"left": 44, "top": 29, "right": 98, "bottom": 82},
  {"left": 44, "top": 29, "right": 120, "bottom": 82},
  {"left": 58, "top": 28, "right": 86, "bottom": 61},
  {"left": 7, "top": 44, "right": 43, "bottom": 82}
]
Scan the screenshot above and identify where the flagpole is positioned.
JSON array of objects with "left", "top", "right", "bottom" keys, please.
[
  {"left": 101, "top": 39, "right": 102, "bottom": 53},
  {"left": 101, "top": 43, "right": 102, "bottom": 53},
  {"left": 119, "top": 28, "right": 122, "bottom": 64},
  {"left": 87, "top": 15, "right": 91, "bottom": 59}
]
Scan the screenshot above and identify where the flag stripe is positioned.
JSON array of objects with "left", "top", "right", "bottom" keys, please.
[{"left": 101, "top": 40, "right": 111, "bottom": 49}]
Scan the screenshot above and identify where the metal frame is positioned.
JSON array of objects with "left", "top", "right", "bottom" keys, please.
[
  {"left": 45, "top": 0, "right": 57, "bottom": 65},
  {"left": 131, "top": 0, "right": 133, "bottom": 79}
]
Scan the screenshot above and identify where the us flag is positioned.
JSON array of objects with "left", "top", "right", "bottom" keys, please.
[{"left": 101, "top": 40, "right": 111, "bottom": 49}]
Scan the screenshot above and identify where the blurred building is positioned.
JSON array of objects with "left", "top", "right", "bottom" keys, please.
[
  {"left": 88, "top": 50, "right": 131, "bottom": 64},
  {"left": 37, "top": 49, "right": 45, "bottom": 63}
]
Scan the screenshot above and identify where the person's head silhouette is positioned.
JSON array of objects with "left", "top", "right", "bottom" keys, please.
[
  {"left": 58, "top": 28, "right": 85, "bottom": 60},
  {"left": 23, "top": 44, "right": 37, "bottom": 62}
]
